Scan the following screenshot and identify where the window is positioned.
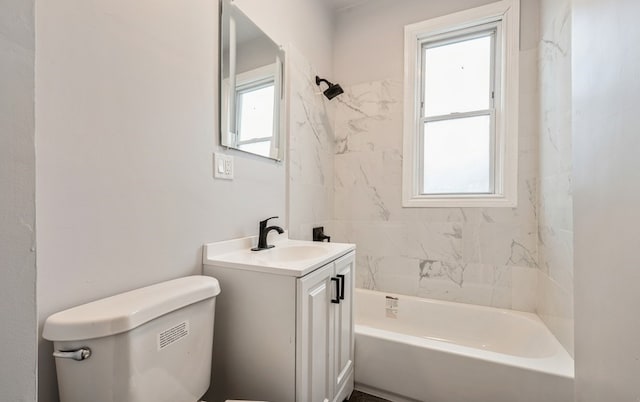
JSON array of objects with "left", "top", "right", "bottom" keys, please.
[
  {"left": 403, "top": 0, "right": 519, "bottom": 207},
  {"left": 236, "top": 78, "right": 275, "bottom": 157},
  {"left": 221, "top": 62, "right": 281, "bottom": 159}
]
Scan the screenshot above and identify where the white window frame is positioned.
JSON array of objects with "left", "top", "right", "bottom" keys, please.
[
  {"left": 235, "top": 77, "right": 275, "bottom": 149},
  {"left": 402, "top": 0, "right": 519, "bottom": 208}
]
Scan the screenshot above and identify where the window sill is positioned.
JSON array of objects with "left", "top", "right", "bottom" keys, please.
[{"left": 402, "top": 194, "right": 517, "bottom": 208}]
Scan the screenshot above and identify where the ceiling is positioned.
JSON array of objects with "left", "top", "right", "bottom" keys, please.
[{"left": 324, "top": 0, "right": 372, "bottom": 11}]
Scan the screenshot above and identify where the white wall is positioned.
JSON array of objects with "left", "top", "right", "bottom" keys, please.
[
  {"left": 537, "top": 0, "right": 574, "bottom": 357},
  {"left": 0, "top": 0, "right": 37, "bottom": 401},
  {"left": 334, "top": 0, "right": 539, "bottom": 85},
  {"left": 35, "top": 0, "right": 333, "bottom": 400},
  {"left": 331, "top": 0, "right": 542, "bottom": 311},
  {"left": 573, "top": 0, "right": 640, "bottom": 399}
]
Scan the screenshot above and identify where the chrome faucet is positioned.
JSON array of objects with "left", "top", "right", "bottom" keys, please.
[{"left": 251, "top": 216, "right": 284, "bottom": 251}]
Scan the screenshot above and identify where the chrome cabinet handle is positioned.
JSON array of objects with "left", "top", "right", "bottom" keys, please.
[{"left": 53, "top": 347, "right": 91, "bottom": 361}]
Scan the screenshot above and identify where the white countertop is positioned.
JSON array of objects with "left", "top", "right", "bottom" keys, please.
[{"left": 202, "top": 232, "right": 355, "bottom": 277}]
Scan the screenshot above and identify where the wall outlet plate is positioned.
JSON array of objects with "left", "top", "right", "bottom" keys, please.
[{"left": 214, "top": 152, "right": 234, "bottom": 180}]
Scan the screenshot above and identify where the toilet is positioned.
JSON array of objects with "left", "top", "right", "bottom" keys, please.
[{"left": 43, "top": 275, "right": 252, "bottom": 402}]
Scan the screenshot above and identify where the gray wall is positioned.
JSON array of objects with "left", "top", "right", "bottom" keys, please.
[
  {"left": 573, "top": 0, "right": 640, "bottom": 399},
  {"left": 34, "top": 0, "right": 333, "bottom": 400},
  {"left": 0, "top": 0, "right": 37, "bottom": 401}
]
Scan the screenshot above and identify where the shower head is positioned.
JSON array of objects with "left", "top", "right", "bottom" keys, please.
[{"left": 315, "top": 76, "right": 344, "bottom": 100}]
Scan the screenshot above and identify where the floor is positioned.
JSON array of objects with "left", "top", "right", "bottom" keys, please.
[{"left": 347, "top": 390, "right": 391, "bottom": 402}]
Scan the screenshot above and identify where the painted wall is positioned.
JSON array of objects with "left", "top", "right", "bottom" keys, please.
[
  {"left": 537, "top": 0, "right": 574, "bottom": 356},
  {"left": 330, "top": 0, "right": 541, "bottom": 311},
  {"left": 333, "top": 0, "right": 539, "bottom": 85},
  {"left": 0, "top": 0, "right": 37, "bottom": 401},
  {"left": 573, "top": 0, "right": 640, "bottom": 399},
  {"left": 35, "top": 0, "right": 333, "bottom": 400}
]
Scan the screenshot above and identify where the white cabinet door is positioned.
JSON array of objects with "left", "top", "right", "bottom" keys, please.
[
  {"left": 297, "top": 263, "right": 336, "bottom": 402},
  {"left": 332, "top": 252, "right": 355, "bottom": 402}
]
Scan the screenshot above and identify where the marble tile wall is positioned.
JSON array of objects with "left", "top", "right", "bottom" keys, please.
[
  {"left": 286, "top": 0, "right": 574, "bottom": 357},
  {"left": 287, "top": 47, "right": 335, "bottom": 240},
  {"left": 330, "top": 47, "right": 541, "bottom": 311},
  {"left": 537, "top": 0, "right": 574, "bottom": 356}
]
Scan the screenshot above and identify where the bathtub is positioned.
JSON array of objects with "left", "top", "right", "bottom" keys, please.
[{"left": 354, "top": 289, "right": 574, "bottom": 402}]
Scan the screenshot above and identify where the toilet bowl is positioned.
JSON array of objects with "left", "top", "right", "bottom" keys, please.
[{"left": 43, "top": 276, "right": 221, "bottom": 402}]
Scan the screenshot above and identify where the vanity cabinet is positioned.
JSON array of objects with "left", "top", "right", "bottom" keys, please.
[
  {"left": 297, "top": 252, "right": 354, "bottom": 402},
  {"left": 203, "top": 245, "right": 355, "bottom": 402}
]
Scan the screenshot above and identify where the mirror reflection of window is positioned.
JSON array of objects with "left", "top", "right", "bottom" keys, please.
[{"left": 236, "top": 79, "right": 275, "bottom": 158}]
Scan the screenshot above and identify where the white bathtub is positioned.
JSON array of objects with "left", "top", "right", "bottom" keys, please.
[{"left": 354, "top": 289, "right": 574, "bottom": 402}]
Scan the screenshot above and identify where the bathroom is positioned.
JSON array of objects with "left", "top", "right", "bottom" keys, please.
[{"left": 2, "top": 0, "right": 639, "bottom": 401}]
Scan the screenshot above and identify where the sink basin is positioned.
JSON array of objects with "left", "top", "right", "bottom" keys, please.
[
  {"left": 203, "top": 234, "right": 355, "bottom": 277},
  {"left": 257, "top": 245, "right": 328, "bottom": 262}
]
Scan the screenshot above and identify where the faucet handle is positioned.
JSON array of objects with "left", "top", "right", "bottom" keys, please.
[{"left": 313, "top": 226, "right": 331, "bottom": 242}]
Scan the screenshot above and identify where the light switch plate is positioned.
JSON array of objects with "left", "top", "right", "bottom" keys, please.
[{"left": 214, "top": 152, "right": 234, "bottom": 180}]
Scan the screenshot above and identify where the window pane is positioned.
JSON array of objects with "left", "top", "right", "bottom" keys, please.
[
  {"left": 423, "top": 115, "right": 491, "bottom": 194},
  {"left": 237, "top": 84, "right": 275, "bottom": 141},
  {"left": 424, "top": 34, "right": 492, "bottom": 117}
]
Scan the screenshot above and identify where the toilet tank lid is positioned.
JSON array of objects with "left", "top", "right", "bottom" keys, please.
[{"left": 42, "top": 276, "right": 221, "bottom": 341}]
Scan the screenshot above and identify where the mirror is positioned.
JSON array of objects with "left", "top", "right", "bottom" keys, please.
[{"left": 220, "top": 0, "right": 285, "bottom": 161}]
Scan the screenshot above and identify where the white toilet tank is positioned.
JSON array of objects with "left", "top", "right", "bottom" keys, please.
[{"left": 43, "top": 275, "right": 221, "bottom": 402}]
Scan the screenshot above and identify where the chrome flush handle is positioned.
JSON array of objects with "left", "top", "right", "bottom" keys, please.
[{"left": 53, "top": 347, "right": 91, "bottom": 361}]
